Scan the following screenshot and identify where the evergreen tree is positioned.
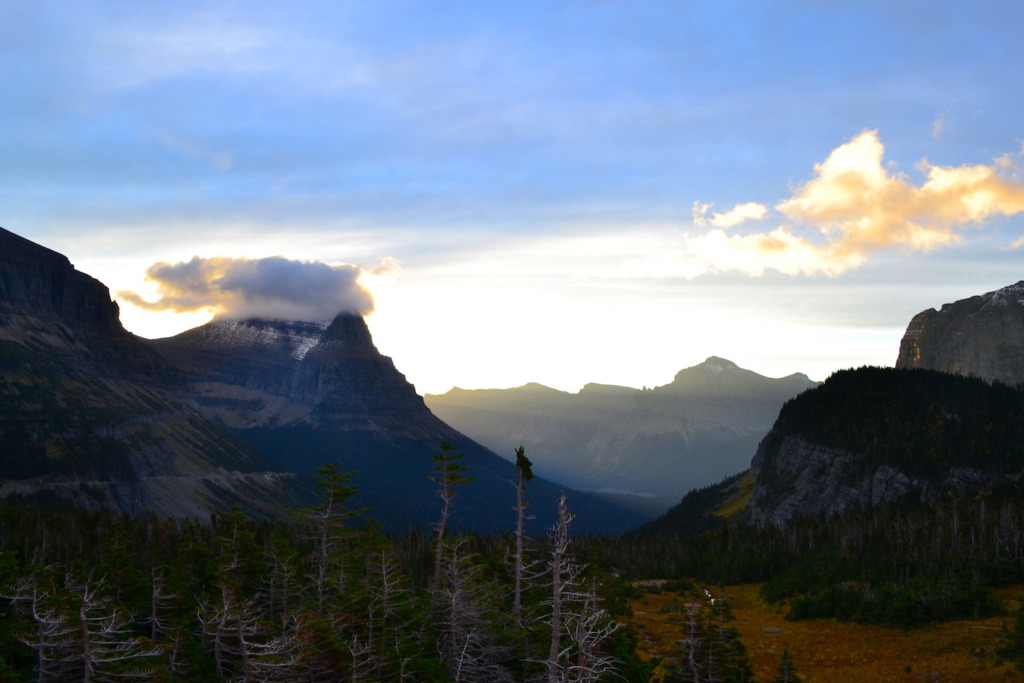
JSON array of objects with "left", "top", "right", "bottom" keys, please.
[
  {"left": 430, "top": 442, "right": 473, "bottom": 596},
  {"left": 770, "top": 649, "right": 802, "bottom": 683},
  {"left": 513, "top": 445, "right": 535, "bottom": 620}
]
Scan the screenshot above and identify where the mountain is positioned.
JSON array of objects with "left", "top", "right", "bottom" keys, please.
[
  {"left": 0, "top": 226, "right": 642, "bottom": 532},
  {"left": 896, "top": 280, "right": 1024, "bottom": 385},
  {"left": 151, "top": 314, "right": 646, "bottom": 534},
  {"left": 0, "top": 226, "right": 307, "bottom": 519},
  {"left": 425, "top": 357, "right": 817, "bottom": 514}
]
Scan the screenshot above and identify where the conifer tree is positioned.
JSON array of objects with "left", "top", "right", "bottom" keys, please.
[
  {"left": 513, "top": 445, "right": 534, "bottom": 618},
  {"left": 293, "top": 462, "right": 364, "bottom": 614},
  {"left": 430, "top": 442, "right": 473, "bottom": 595},
  {"left": 770, "top": 649, "right": 801, "bottom": 683}
]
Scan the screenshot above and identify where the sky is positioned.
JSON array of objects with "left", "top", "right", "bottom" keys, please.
[{"left": 4, "top": 1, "right": 1024, "bottom": 395}]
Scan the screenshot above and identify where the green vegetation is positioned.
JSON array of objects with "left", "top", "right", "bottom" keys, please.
[{"left": 0, "top": 451, "right": 652, "bottom": 682}]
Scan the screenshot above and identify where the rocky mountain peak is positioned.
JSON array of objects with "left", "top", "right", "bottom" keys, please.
[
  {"left": 896, "top": 280, "right": 1024, "bottom": 384},
  {"left": 154, "top": 310, "right": 432, "bottom": 432},
  {"left": 304, "top": 312, "right": 378, "bottom": 360}
]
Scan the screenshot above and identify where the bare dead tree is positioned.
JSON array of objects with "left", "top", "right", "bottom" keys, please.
[
  {"left": 547, "top": 494, "right": 573, "bottom": 683},
  {"left": 4, "top": 573, "right": 75, "bottom": 683},
  {"left": 543, "top": 494, "right": 621, "bottom": 683},
  {"left": 140, "top": 569, "right": 177, "bottom": 642},
  {"left": 197, "top": 581, "right": 298, "bottom": 683},
  {"left": 436, "top": 540, "right": 514, "bottom": 683},
  {"left": 65, "top": 572, "right": 163, "bottom": 682}
]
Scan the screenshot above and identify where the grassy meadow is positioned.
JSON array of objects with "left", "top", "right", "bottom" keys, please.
[{"left": 630, "top": 583, "right": 1024, "bottom": 682}]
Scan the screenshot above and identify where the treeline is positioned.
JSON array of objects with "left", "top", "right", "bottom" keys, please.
[
  {"left": 615, "top": 488, "right": 1024, "bottom": 629},
  {"left": 765, "top": 366, "right": 1024, "bottom": 480},
  {"left": 0, "top": 446, "right": 652, "bottom": 682}
]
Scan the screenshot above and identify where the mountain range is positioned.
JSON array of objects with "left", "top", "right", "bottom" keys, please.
[
  {"left": 425, "top": 359, "right": 817, "bottom": 515},
  {"left": 0, "top": 226, "right": 643, "bottom": 533}
]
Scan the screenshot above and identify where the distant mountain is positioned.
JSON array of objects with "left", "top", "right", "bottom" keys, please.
[
  {"left": 425, "top": 357, "right": 817, "bottom": 514},
  {"left": 897, "top": 280, "right": 1024, "bottom": 385},
  {"left": 151, "top": 314, "right": 646, "bottom": 534},
  {"left": 0, "top": 227, "right": 306, "bottom": 519}
]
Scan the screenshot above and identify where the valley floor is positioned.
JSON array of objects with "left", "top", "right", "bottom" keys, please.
[{"left": 631, "top": 583, "right": 1024, "bottom": 682}]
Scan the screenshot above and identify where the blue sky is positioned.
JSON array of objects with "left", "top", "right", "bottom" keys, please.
[{"left": 4, "top": 1, "right": 1024, "bottom": 393}]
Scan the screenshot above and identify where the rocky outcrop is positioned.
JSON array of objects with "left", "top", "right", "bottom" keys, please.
[
  {"left": 745, "top": 434, "right": 1004, "bottom": 527},
  {"left": 896, "top": 281, "right": 1024, "bottom": 385}
]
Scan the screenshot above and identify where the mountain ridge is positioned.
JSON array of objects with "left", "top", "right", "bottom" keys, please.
[{"left": 425, "top": 356, "right": 818, "bottom": 514}]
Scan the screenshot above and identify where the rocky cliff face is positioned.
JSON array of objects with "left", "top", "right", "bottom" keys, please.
[
  {"left": 745, "top": 434, "right": 1005, "bottom": 527},
  {"left": 0, "top": 227, "right": 306, "bottom": 520},
  {"left": 426, "top": 357, "right": 817, "bottom": 513},
  {"left": 896, "top": 281, "right": 1024, "bottom": 385}
]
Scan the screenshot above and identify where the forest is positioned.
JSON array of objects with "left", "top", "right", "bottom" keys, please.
[{"left": 0, "top": 445, "right": 667, "bottom": 682}]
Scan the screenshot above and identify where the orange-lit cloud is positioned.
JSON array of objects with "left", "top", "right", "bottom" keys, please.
[
  {"left": 674, "top": 130, "right": 1024, "bottom": 277},
  {"left": 118, "top": 255, "right": 375, "bottom": 321}
]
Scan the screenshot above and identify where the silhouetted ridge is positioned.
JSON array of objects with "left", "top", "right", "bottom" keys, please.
[{"left": 0, "top": 226, "right": 122, "bottom": 335}]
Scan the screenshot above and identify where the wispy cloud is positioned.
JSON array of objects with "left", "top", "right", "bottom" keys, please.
[
  {"left": 118, "top": 256, "right": 376, "bottom": 322},
  {"left": 624, "top": 131, "right": 1024, "bottom": 278},
  {"left": 692, "top": 201, "right": 769, "bottom": 228}
]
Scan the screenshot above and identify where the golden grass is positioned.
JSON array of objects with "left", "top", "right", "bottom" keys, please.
[
  {"left": 712, "top": 475, "right": 756, "bottom": 518},
  {"left": 631, "top": 584, "right": 1024, "bottom": 682}
]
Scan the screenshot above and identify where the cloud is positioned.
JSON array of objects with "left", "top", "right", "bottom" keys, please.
[
  {"left": 118, "top": 256, "right": 375, "bottom": 321},
  {"left": 692, "top": 201, "right": 769, "bottom": 228},
  {"left": 631, "top": 131, "right": 1024, "bottom": 278}
]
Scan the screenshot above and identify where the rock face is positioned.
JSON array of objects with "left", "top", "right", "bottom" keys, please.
[
  {"left": 896, "top": 281, "right": 1024, "bottom": 385},
  {"left": 426, "top": 357, "right": 817, "bottom": 514},
  {"left": 0, "top": 227, "right": 306, "bottom": 520}
]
